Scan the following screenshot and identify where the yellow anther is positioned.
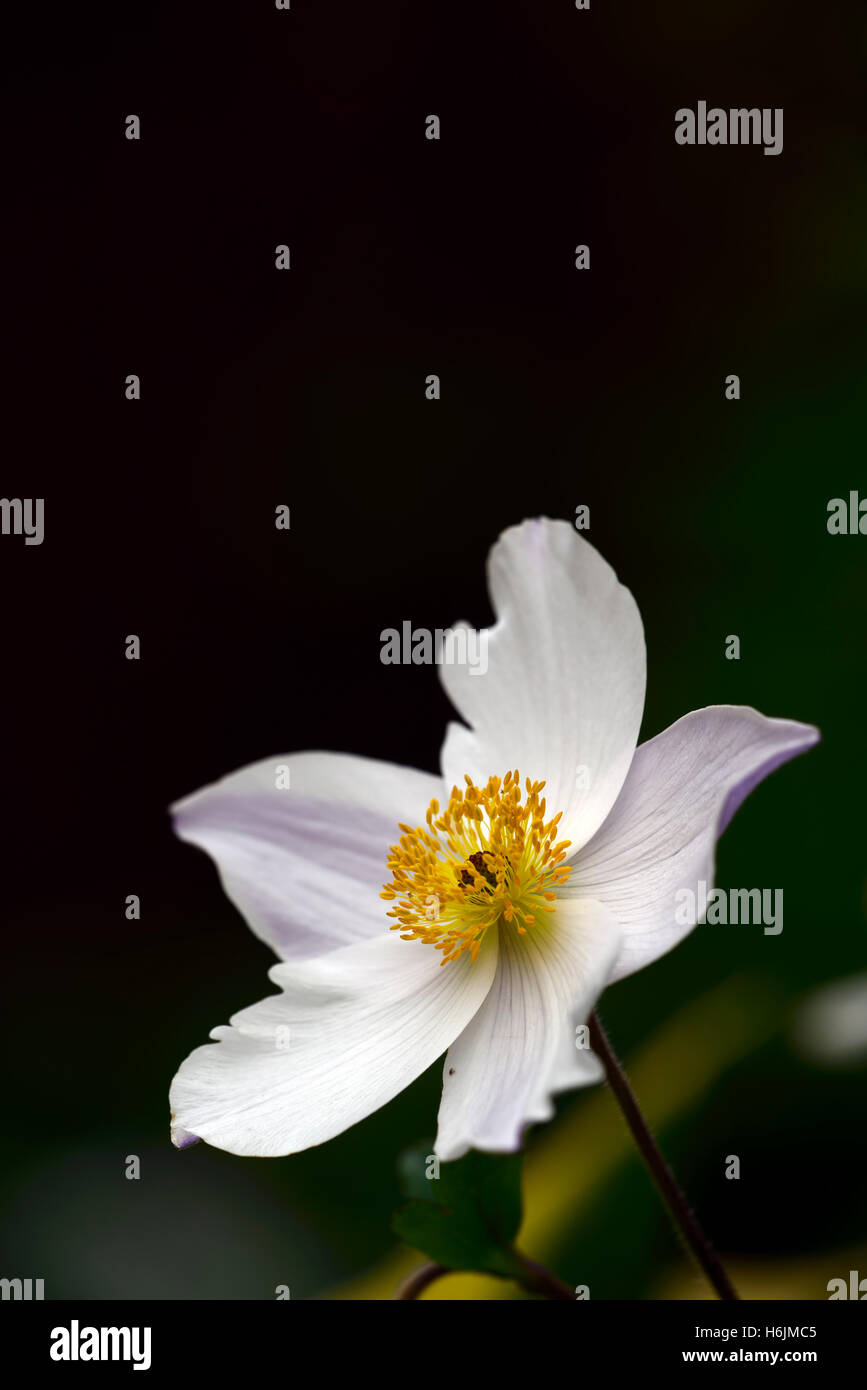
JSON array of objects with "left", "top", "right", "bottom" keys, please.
[{"left": 381, "top": 773, "right": 572, "bottom": 965}]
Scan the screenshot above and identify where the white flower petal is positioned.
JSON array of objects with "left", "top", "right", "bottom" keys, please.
[
  {"left": 574, "top": 706, "right": 820, "bottom": 983},
  {"left": 170, "top": 929, "right": 499, "bottom": 1156},
  {"left": 439, "top": 518, "right": 646, "bottom": 851},
  {"left": 434, "top": 898, "right": 621, "bottom": 1160},
  {"left": 172, "top": 752, "right": 445, "bottom": 960}
]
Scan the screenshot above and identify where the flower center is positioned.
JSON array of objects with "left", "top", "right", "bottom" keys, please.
[{"left": 380, "top": 772, "right": 572, "bottom": 965}]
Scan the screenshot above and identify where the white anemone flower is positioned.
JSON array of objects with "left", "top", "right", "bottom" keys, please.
[{"left": 170, "top": 518, "right": 818, "bottom": 1160}]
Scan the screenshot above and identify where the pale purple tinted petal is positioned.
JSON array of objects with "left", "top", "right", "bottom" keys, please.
[
  {"left": 171, "top": 1126, "right": 201, "bottom": 1150},
  {"left": 172, "top": 752, "right": 445, "bottom": 961},
  {"left": 572, "top": 706, "right": 820, "bottom": 983},
  {"left": 717, "top": 744, "right": 812, "bottom": 835}
]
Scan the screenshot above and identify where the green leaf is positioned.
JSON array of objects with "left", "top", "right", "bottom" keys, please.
[{"left": 391, "top": 1142, "right": 524, "bottom": 1278}]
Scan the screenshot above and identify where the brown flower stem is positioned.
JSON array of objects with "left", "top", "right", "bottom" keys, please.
[
  {"left": 507, "top": 1250, "right": 575, "bottom": 1300},
  {"left": 392, "top": 1262, "right": 450, "bottom": 1299},
  {"left": 589, "top": 1010, "right": 739, "bottom": 1301},
  {"left": 392, "top": 1251, "right": 574, "bottom": 1301}
]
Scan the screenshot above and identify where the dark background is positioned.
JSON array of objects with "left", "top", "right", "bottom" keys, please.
[{"left": 2, "top": 0, "right": 865, "bottom": 1299}]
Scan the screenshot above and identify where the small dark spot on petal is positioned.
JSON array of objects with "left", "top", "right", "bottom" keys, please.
[{"left": 449, "top": 1068, "right": 455, "bottom": 1075}]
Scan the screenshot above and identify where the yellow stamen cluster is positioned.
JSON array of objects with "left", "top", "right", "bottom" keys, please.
[{"left": 380, "top": 772, "right": 572, "bottom": 965}]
